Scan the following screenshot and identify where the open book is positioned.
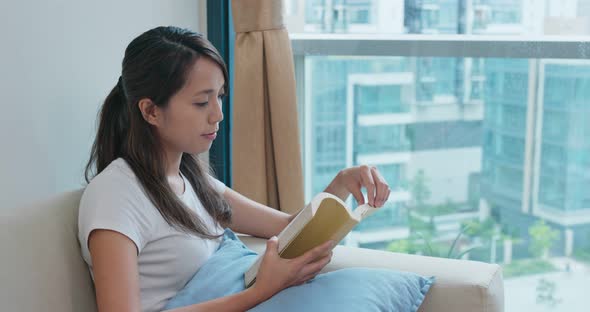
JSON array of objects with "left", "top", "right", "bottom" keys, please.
[{"left": 244, "top": 192, "right": 379, "bottom": 288}]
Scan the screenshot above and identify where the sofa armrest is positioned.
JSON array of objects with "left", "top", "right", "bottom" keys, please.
[{"left": 239, "top": 235, "right": 504, "bottom": 312}]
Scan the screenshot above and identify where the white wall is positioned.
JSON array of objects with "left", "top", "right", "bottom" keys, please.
[{"left": 0, "top": 0, "right": 207, "bottom": 214}]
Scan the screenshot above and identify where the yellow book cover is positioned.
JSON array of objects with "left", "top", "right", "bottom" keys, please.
[{"left": 244, "top": 192, "right": 378, "bottom": 288}]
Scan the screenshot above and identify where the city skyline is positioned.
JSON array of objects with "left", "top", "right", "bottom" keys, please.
[{"left": 284, "top": 1, "right": 590, "bottom": 310}]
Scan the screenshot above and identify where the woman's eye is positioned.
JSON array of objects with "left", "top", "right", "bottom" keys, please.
[{"left": 194, "top": 94, "right": 224, "bottom": 106}]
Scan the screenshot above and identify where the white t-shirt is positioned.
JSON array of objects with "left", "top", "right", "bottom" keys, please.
[{"left": 78, "top": 158, "right": 227, "bottom": 312}]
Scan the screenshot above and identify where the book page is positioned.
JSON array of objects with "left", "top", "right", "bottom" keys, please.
[
  {"left": 279, "top": 197, "right": 357, "bottom": 259},
  {"left": 277, "top": 202, "right": 314, "bottom": 252},
  {"left": 244, "top": 193, "right": 358, "bottom": 287},
  {"left": 353, "top": 203, "right": 379, "bottom": 220},
  {"left": 244, "top": 200, "right": 315, "bottom": 288}
]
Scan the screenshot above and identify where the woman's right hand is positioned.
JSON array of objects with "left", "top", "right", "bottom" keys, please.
[{"left": 251, "top": 237, "right": 335, "bottom": 301}]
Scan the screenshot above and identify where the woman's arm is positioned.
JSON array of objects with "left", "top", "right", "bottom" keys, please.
[
  {"left": 89, "top": 230, "right": 141, "bottom": 312},
  {"left": 89, "top": 229, "right": 269, "bottom": 312},
  {"left": 223, "top": 165, "right": 392, "bottom": 239},
  {"left": 165, "top": 287, "right": 266, "bottom": 312},
  {"left": 223, "top": 187, "right": 296, "bottom": 239}
]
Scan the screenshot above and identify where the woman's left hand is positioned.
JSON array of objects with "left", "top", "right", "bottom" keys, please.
[{"left": 324, "top": 165, "right": 391, "bottom": 208}]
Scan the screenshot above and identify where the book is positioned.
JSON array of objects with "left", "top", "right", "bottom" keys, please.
[{"left": 244, "top": 192, "right": 379, "bottom": 288}]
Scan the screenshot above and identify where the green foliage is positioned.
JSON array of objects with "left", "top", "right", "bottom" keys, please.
[
  {"left": 386, "top": 239, "right": 412, "bottom": 254},
  {"left": 409, "top": 169, "right": 430, "bottom": 208},
  {"left": 417, "top": 226, "right": 481, "bottom": 259},
  {"left": 387, "top": 225, "right": 481, "bottom": 259},
  {"left": 415, "top": 199, "right": 459, "bottom": 217},
  {"left": 461, "top": 218, "right": 521, "bottom": 247},
  {"left": 433, "top": 199, "right": 460, "bottom": 215},
  {"left": 462, "top": 218, "right": 496, "bottom": 240},
  {"left": 573, "top": 249, "right": 590, "bottom": 264},
  {"left": 502, "top": 259, "right": 557, "bottom": 278},
  {"left": 408, "top": 215, "right": 435, "bottom": 235},
  {"left": 573, "top": 233, "right": 590, "bottom": 264},
  {"left": 401, "top": 171, "right": 481, "bottom": 259},
  {"left": 528, "top": 220, "right": 559, "bottom": 258}
]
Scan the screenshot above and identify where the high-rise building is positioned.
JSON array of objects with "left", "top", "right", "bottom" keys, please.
[
  {"left": 482, "top": 59, "right": 590, "bottom": 257},
  {"left": 286, "top": 0, "right": 590, "bottom": 255},
  {"left": 298, "top": 0, "right": 405, "bottom": 34},
  {"left": 474, "top": 0, "right": 590, "bottom": 257},
  {"left": 291, "top": 0, "right": 484, "bottom": 248},
  {"left": 404, "top": 0, "right": 461, "bottom": 34}
]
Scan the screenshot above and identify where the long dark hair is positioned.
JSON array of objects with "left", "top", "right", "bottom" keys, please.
[{"left": 85, "top": 26, "right": 231, "bottom": 239}]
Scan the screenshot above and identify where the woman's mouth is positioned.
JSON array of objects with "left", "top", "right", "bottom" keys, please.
[{"left": 202, "top": 132, "right": 217, "bottom": 140}]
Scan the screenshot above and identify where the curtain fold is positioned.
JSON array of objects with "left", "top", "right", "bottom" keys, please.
[{"left": 231, "top": 0, "right": 304, "bottom": 214}]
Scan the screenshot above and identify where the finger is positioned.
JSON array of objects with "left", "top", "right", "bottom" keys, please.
[
  {"left": 350, "top": 184, "right": 365, "bottom": 205},
  {"left": 265, "top": 236, "right": 279, "bottom": 258},
  {"left": 292, "top": 272, "right": 318, "bottom": 287},
  {"left": 369, "top": 166, "right": 385, "bottom": 207},
  {"left": 299, "top": 252, "right": 331, "bottom": 277},
  {"left": 294, "top": 271, "right": 321, "bottom": 286},
  {"left": 299, "top": 240, "right": 334, "bottom": 265},
  {"left": 371, "top": 167, "right": 389, "bottom": 207},
  {"left": 384, "top": 187, "right": 391, "bottom": 205},
  {"left": 360, "top": 165, "right": 376, "bottom": 206}
]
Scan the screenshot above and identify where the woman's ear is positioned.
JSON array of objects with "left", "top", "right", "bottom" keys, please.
[{"left": 138, "top": 98, "right": 161, "bottom": 127}]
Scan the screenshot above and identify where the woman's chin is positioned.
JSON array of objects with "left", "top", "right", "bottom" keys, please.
[{"left": 189, "top": 144, "right": 211, "bottom": 155}]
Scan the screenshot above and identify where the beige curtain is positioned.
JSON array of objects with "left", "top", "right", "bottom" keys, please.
[{"left": 231, "top": 0, "right": 304, "bottom": 214}]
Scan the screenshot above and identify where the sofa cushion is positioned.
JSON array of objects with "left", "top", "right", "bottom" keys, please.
[
  {"left": 165, "top": 228, "right": 434, "bottom": 312},
  {"left": 240, "top": 235, "right": 504, "bottom": 312},
  {"left": 0, "top": 190, "right": 97, "bottom": 312},
  {"left": 0, "top": 189, "right": 504, "bottom": 312}
]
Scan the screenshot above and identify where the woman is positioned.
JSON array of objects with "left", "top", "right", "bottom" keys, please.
[{"left": 78, "top": 26, "right": 391, "bottom": 312}]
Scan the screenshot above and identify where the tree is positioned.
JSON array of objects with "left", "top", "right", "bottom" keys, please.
[
  {"left": 387, "top": 225, "right": 481, "bottom": 259},
  {"left": 417, "top": 225, "right": 480, "bottom": 259},
  {"left": 408, "top": 170, "right": 435, "bottom": 235},
  {"left": 462, "top": 218, "right": 496, "bottom": 240},
  {"left": 410, "top": 170, "right": 431, "bottom": 209},
  {"left": 528, "top": 220, "right": 559, "bottom": 259},
  {"left": 405, "top": 171, "right": 480, "bottom": 259},
  {"left": 386, "top": 239, "right": 412, "bottom": 254}
]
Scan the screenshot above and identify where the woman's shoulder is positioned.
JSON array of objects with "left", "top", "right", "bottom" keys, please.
[
  {"left": 81, "top": 158, "right": 144, "bottom": 206},
  {"left": 78, "top": 158, "right": 155, "bottom": 256}
]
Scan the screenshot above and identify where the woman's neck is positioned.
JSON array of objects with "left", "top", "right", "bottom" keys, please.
[
  {"left": 163, "top": 149, "right": 183, "bottom": 178},
  {"left": 163, "top": 150, "right": 185, "bottom": 196}
]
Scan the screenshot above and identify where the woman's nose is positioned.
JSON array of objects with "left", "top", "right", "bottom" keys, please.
[{"left": 209, "top": 98, "right": 224, "bottom": 124}]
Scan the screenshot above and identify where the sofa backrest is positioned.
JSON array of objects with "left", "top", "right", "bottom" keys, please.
[{"left": 0, "top": 189, "right": 97, "bottom": 311}]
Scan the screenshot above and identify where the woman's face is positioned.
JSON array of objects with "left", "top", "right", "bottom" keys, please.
[{"left": 155, "top": 57, "right": 225, "bottom": 155}]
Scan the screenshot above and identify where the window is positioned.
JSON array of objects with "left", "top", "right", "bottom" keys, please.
[
  {"left": 355, "top": 85, "right": 407, "bottom": 114},
  {"left": 356, "top": 124, "right": 409, "bottom": 154},
  {"left": 287, "top": 1, "right": 590, "bottom": 311}
]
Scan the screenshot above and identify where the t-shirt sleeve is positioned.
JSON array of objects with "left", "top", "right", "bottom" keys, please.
[
  {"left": 207, "top": 173, "right": 227, "bottom": 194},
  {"left": 78, "top": 173, "right": 153, "bottom": 264}
]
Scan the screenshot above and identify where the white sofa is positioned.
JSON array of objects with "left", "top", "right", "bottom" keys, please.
[{"left": 0, "top": 190, "right": 504, "bottom": 311}]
